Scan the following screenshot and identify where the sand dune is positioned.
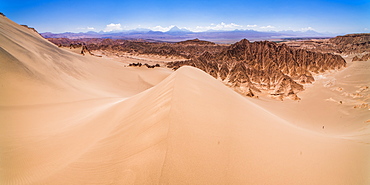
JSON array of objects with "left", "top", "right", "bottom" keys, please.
[
  {"left": 1, "top": 16, "right": 369, "bottom": 184},
  {"left": 251, "top": 55, "right": 370, "bottom": 139},
  {"left": 0, "top": 16, "right": 172, "bottom": 106}
]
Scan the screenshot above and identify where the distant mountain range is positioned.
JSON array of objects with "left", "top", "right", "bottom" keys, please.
[{"left": 41, "top": 26, "right": 335, "bottom": 43}]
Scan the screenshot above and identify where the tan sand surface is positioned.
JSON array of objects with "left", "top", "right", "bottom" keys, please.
[
  {"left": 1, "top": 16, "right": 369, "bottom": 184},
  {"left": 250, "top": 56, "right": 370, "bottom": 138},
  {"left": 91, "top": 51, "right": 189, "bottom": 66}
]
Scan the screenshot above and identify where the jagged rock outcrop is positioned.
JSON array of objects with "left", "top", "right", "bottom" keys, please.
[
  {"left": 352, "top": 53, "right": 370, "bottom": 61},
  {"left": 80, "top": 45, "right": 93, "bottom": 55},
  {"left": 46, "top": 38, "right": 226, "bottom": 59},
  {"left": 67, "top": 43, "right": 97, "bottom": 56},
  {"left": 47, "top": 38, "right": 76, "bottom": 47},
  {"left": 45, "top": 37, "right": 347, "bottom": 100},
  {"left": 168, "top": 39, "right": 346, "bottom": 100},
  {"left": 329, "top": 33, "right": 370, "bottom": 45},
  {"left": 128, "top": 62, "right": 160, "bottom": 68},
  {"left": 177, "top": 38, "right": 216, "bottom": 45},
  {"left": 329, "top": 33, "right": 370, "bottom": 54},
  {"left": 284, "top": 33, "right": 370, "bottom": 54}
]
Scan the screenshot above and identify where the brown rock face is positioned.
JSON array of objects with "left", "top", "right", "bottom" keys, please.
[
  {"left": 352, "top": 53, "right": 370, "bottom": 61},
  {"left": 45, "top": 37, "right": 347, "bottom": 100},
  {"left": 177, "top": 38, "right": 216, "bottom": 45},
  {"left": 284, "top": 33, "right": 370, "bottom": 54},
  {"left": 329, "top": 33, "right": 370, "bottom": 54},
  {"left": 46, "top": 38, "right": 226, "bottom": 59},
  {"left": 168, "top": 39, "right": 346, "bottom": 99}
]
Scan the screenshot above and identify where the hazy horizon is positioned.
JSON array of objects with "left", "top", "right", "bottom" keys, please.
[{"left": 1, "top": 0, "right": 370, "bottom": 34}]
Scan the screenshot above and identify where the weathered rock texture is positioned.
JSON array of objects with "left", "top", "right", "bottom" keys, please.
[
  {"left": 46, "top": 37, "right": 347, "bottom": 100},
  {"left": 352, "top": 53, "right": 370, "bottom": 61},
  {"left": 177, "top": 38, "right": 216, "bottom": 45},
  {"left": 47, "top": 38, "right": 227, "bottom": 59},
  {"left": 168, "top": 39, "right": 346, "bottom": 100},
  {"left": 284, "top": 33, "right": 370, "bottom": 54},
  {"left": 329, "top": 33, "right": 370, "bottom": 53}
]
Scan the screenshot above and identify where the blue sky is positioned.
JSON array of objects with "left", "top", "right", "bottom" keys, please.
[{"left": 1, "top": 0, "right": 369, "bottom": 33}]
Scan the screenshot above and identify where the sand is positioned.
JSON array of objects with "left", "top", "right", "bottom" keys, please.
[
  {"left": 1, "top": 16, "right": 369, "bottom": 185},
  {"left": 91, "top": 50, "right": 189, "bottom": 65},
  {"left": 250, "top": 55, "right": 370, "bottom": 137}
]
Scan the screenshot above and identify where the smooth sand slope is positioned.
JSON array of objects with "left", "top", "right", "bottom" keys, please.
[
  {"left": 1, "top": 16, "right": 369, "bottom": 184},
  {"left": 251, "top": 55, "right": 370, "bottom": 140}
]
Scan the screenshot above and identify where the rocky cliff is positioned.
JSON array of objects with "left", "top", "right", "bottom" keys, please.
[
  {"left": 177, "top": 38, "right": 216, "bottom": 45},
  {"left": 168, "top": 39, "right": 346, "bottom": 100},
  {"left": 329, "top": 33, "right": 370, "bottom": 54},
  {"left": 352, "top": 53, "right": 370, "bottom": 61},
  {"left": 46, "top": 37, "right": 347, "bottom": 100},
  {"left": 47, "top": 38, "right": 227, "bottom": 59},
  {"left": 284, "top": 33, "right": 370, "bottom": 54}
]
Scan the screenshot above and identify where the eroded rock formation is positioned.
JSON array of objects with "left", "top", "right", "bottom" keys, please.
[
  {"left": 168, "top": 39, "right": 346, "bottom": 100},
  {"left": 284, "top": 33, "right": 370, "bottom": 54},
  {"left": 177, "top": 38, "right": 216, "bottom": 45},
  {"left": 46, "top": 37, "right": 347, "bottom": 100},
  {"left": 352, "top": 53, "right": 370, "bottom": 61},
  {"left": 46, "top": 38, "right": 227, "bottom": 59}
]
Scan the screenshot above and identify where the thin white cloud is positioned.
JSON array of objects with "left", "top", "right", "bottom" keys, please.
[
  {"left": 260, "top": 25, "right": 275, "bottom": 29},
  {"left": 104, "top": 23, "right": 123, "bottom": 32},
  {"left": 192, "top": 22, "right": 245, "bottom": 32},
  {"left": 300, "top": 27, "right": 315, "bottom": 31},
  {"left": 77, "top": 27, "right": 95, "bottom": 31},
  {"left": 246, "top": 25, "right": 257, "bottom": 28},
  {"left": 150, "top": 25, "right": 175, "bottom": 32},
  {"left": 138, "top": 22, "right": 260, "bottom": 32}
]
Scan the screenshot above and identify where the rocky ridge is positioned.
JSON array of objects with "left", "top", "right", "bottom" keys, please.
[
  {"left": 168, "top": 39, "right": 346, "bottom": 100},
  {"left": 329, "top": 33, "right": 370, "bottom": 53},
  {"left": 46, "top": 37, "right": 347, "bottom": 100},
  {"left": 47, "top": 38, "right": 227, "bottom": 59},
  {"left": 284, "top": 33, "right": 370, "bottom": 54},
  {"left": 352, "top": 53, "right": 370, "bottom": 61},
  {"left": 177, "top": 38, "right": 216, "bottom": 45}
]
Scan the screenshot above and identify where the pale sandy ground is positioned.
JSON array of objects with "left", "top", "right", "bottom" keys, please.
[
  {"left": 1, "top": 16, "right": 369, "bottom": 185},
  {"left": 250, "top": 55, "right": 370, "bottom": 138},
  {"left": 61, "top": 47, "right": 185, "bottom": 67},
  {"left": 91, "top": 50, "right": 188, "bottom": 66}
]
